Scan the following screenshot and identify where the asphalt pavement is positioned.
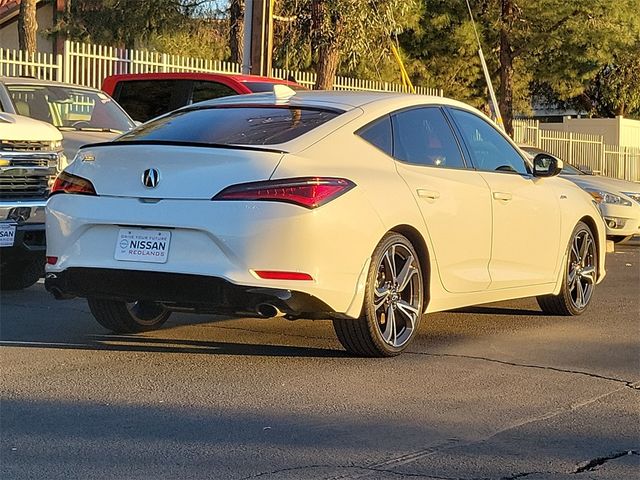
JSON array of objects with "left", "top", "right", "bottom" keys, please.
[{"left": 1, "top": 240, "right": 639, "bottom": 480}]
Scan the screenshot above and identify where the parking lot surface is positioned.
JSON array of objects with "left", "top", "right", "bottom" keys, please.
[{"left": 1, "top": 241, "right": 639, "bottom": 480}]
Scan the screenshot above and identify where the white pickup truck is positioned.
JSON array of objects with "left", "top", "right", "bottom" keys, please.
[{"left": 0, "top": 112, "right": 64, "bottom": 290}]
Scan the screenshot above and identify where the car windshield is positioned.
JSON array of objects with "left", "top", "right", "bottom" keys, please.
[
  {"left": 560, "top": 163, "right": 584, "bottom": 175},
  {"left": 6, "top": 84, "right": 135, "bottom": 132},
  {"left": 117, "top": 105, "right": 342, "bottom": 146}
]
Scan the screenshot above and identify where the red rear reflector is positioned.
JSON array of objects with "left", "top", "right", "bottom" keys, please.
[
  {"left": 254, "top": 270, "right": 313, "bottom": 281},
  {"left": 213, "top": 177, "right": 355, "bottom": 209},
  {"left": 46, "top": 256, "right": 58, "bottom": 265},
  {"left": 51, "top": 171, "right": 97, "bottom": 196}
]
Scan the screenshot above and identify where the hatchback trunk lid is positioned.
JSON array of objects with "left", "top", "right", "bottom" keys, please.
[{"left": 69, "top": 143, "right": 284, "bottom": 200}]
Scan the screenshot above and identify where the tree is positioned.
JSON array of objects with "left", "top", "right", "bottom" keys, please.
[
  {"left": 18, "top": 0, "right": 38, "bottom": 53},
  {"left": 578, "top": 44, "right": 640, "bottom": 118},
  {"left": 57, "top": 0, "right": 203, "bottom": 49},
  {"left": 400, "top": 2, "right": 486, "bottom": 107},
  {"left": 229, "top": 0, "right": 245, "bottom": 64},
  {"left": 401, "top": 0, "right": 640, "bottom": 135},
  {"left": 495, "top": 0, "right": 640, "bottom": 134},
  {"left": 275, "top": 0, "right": 421, "bottom": 89}
]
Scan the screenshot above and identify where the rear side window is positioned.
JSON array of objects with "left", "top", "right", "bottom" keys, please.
[
  {"left": 391, "top": 107, "right": 466, "bottom": 168},
  {"left": 117, "top": 106, "right": 342, "bottom": 146},
  {"left": 115, "top": 80, "right": 189, "bottom": 122},
  {"left": 191, "top": 81, "right": 237, "bottom": 104},
  {"left": 357, "top": 115, "right": 392, "bottom": 156}
]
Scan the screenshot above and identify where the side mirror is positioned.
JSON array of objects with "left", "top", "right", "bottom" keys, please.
[{"left": 532, "top": 153, "right": 563, "bottom": 177}]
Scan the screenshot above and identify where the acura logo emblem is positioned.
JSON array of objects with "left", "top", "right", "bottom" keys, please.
[{"left": 142, "top": 168, "right": 160, "bottom": 188}]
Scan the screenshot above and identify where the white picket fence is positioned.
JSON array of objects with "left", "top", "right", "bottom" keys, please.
[
  {"left": 514, "top": 119, "right": 640, "bottom": 182},
  {"left": 1, "top": 40, "right": 441, "bottom": 96},
  {"left": 3, "top": 42, "right": 636, "bottom": 181}
]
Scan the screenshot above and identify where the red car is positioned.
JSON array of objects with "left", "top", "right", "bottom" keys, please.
[{"left": 102, "top": 72, "right": 302, "bottom": 122}]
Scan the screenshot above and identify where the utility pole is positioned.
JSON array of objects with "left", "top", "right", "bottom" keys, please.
[{"left": 242, "top": 0, "right": 274, "bottom": 76}]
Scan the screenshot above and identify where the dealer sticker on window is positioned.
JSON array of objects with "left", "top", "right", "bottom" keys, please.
[
  {"left": 115, "top": 229, "right": 171, "bottom": 263},
  {"left": 0, "top": 224, "right": 16, "bottom": 247}
]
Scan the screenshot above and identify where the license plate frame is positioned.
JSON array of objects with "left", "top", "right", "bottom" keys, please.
[
  {"left": 0, "top": 223, "right": 16, "bottom": 248},
  {"left": 114, "top": 228, "right": 171, "bottom": 264}
]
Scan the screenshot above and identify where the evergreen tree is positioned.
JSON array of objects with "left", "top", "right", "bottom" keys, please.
[{"left": 402, "top": 0, "right": 640, "bottom": 134}]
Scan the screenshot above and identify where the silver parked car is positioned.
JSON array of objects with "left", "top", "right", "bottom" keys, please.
[
  {"left": 521, "top": 146, "right": 640, "bottom": 243},
  {"left": 0, "top": 77, "right": 135, "bottom": 166}
]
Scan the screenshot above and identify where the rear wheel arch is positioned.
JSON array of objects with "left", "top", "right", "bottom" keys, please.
[{"left": 389, "top": 224, "right": 431, "bottom": 311}]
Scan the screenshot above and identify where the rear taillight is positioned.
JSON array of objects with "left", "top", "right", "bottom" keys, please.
[
  {"left": 50, "top": 171, "right": 97, "bottom": 196},
  {"left": 212, "top": 177, "right": 355, "bottom": 209}
]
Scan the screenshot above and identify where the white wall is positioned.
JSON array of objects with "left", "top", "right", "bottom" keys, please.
[{"left": 540, "top": 116, "right": 640, "bottom": 148}]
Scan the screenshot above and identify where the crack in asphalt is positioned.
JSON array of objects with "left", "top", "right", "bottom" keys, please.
[
  {"left": 571, "top": 450, "right": 639, "bottom": 474},
  {"left": 236, "top": 464, "right": 472, "bottom": 480},
  {"left": 499, "top": 473, "right": 548, "bottom": 480},
  {"left": 411, "top": 352, "right": 640, "bottom": 390},
  {"left": 321, "top": 389, "right": 632, "bottom": 480}
]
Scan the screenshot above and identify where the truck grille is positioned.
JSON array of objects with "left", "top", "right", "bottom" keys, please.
[
  {"left": 1, "top": 156, "right": 51, "bottom": 167},
  {"left": 0, "top": 145, "right": 59, "bottom": 199},
  {"left": 0, "top": 140, "right": 54, "bottom": 152},
  {"left": 0, "top": 175, "right": 50, "bottom": 199}
]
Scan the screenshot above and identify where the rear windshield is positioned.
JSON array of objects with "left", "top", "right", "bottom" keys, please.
[{"left": 117, "top": 106, "right": 342, "bottom": 146}]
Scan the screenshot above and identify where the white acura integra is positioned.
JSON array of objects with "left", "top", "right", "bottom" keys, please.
[{"left": 45, "top": 89, "right": 606, "bottom": 357}]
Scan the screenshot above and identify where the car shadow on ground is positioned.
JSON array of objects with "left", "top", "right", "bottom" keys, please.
[
  {"left": 4, "top": 243, "right": 636, "bottom": 360},
  {"left": 0, "top": 277, "right": 579, "bottom": 359},
  {"left": 452, "top": 305, "right": 544, "bottom": 316}
]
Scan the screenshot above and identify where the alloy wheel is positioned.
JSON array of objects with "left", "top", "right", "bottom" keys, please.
[
  {"left": 373, "top": 243, "right": 422, "bottom": 348},
  {"left": 567, "top": 229, "right": 596, "bottom": 310}
]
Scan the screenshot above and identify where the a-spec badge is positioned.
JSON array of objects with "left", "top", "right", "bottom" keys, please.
[{"left": 142, "top": 168, "right": 161, "bottom": 188}]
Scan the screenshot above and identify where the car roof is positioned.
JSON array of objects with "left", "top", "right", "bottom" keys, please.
[
  {"left": 0, "top": 76, "right": 103, "bottom": 92},
  {"left": 101, "top": 72, "right": 299, "bottom": 85},
  {"left": 186, "top": 90, "right": 477, "bottom": 113}
]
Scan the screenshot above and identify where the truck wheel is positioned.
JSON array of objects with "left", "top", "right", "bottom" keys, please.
[
  {"left": 0, "top": 257, "right": 44, "bottom": 291},
  {"left": 88, "top": 298, "right": 171, "bottom": 333}
]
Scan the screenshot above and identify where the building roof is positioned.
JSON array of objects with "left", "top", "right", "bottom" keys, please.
[{"left": 0, "top": 0, "right": 20, "bottom": 22}]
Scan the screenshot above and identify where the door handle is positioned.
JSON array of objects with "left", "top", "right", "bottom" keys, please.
[
  {"left": 493, "top": 192, "right": 512, "bottom": 201},
  {"left": 417, "top": 189, "right": 440, "bottom": 200}
]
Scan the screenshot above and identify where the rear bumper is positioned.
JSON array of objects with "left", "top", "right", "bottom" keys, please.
[
  {"left": 46, "top": 194, "right": 383, "bottom": 317},
  {"left": 45, "top": 267, "right": 337, "bottom": 319}
]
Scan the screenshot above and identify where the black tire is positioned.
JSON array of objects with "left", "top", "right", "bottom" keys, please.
[
  {"left": 609, "top": 235, "right": 632, "bottom": 244},
  {"left": 0, "top": 257, "right": 44, "bottom": 291},
  {"left": 537, "top": 221, "right": 597, "bottom": 316},
  {"left": 87, "top": 298, "right": 171, "bottom": 333},
  {"left": 333, "top": 232, "right": 424, "bottom": 357}
]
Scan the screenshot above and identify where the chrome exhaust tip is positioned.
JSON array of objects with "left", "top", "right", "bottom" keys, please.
[{"left": 255, "top": 303, "right": 285, "bottom": 318}]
